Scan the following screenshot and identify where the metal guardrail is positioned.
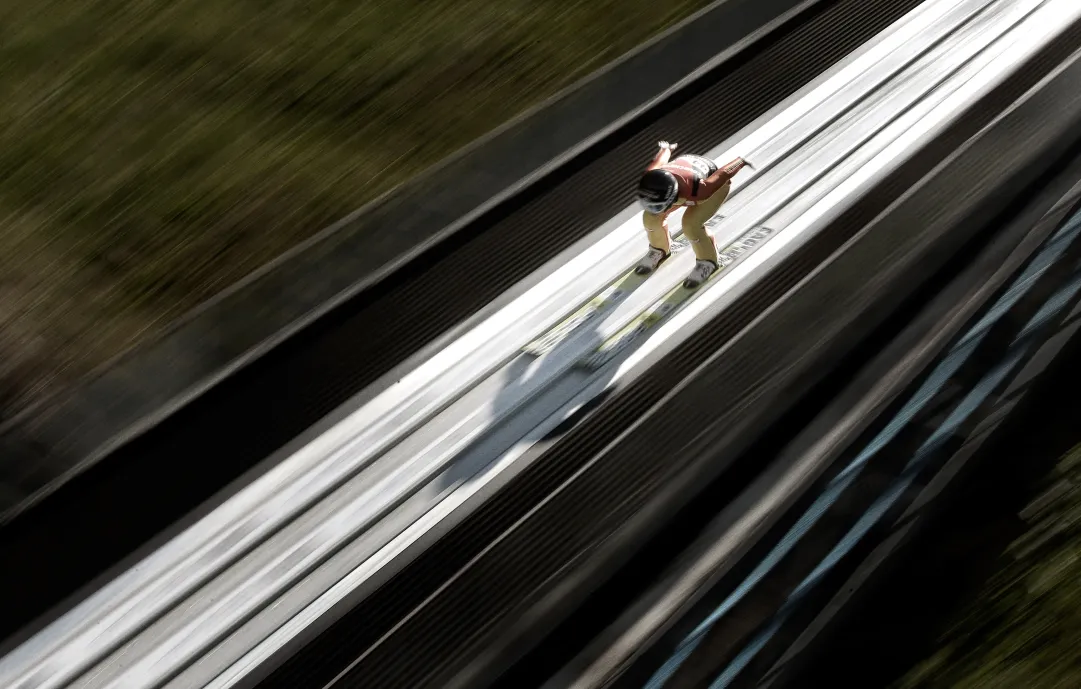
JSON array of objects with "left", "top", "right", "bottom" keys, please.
[{"left": 761, "top": 228, "right": 1081, "bottom": 689}]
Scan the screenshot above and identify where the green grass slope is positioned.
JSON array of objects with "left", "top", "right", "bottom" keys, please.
[
  {"left": 895, "top": 443, "right": 1081, "bottom": 689},
  {"left": 0, "top": 0, "right": 710, "bottom": 416}
]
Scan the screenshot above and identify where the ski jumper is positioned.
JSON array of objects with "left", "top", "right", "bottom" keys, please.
[{"left": 642, "top": 153, "right": 746, "bottom": 265}]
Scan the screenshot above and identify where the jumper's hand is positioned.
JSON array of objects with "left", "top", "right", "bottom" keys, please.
[{"left": 658, "top": 140, "right": 678, "bottom": 151}]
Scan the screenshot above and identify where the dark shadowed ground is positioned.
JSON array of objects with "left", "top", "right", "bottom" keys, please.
[{"left": 799, "top": 338, "right": 1081, "bottom": 689}]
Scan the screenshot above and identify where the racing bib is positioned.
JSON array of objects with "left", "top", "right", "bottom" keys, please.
[{"left": 677, "top": 155, "right": 718, "bottom": 179}]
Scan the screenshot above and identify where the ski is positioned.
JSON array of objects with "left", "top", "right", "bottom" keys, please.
[
  {"left": 521, "top": 234, "right": 693, "bottom": 357},
  {"left": 577, "top": 225, "right": 775, "bottom": 372}
]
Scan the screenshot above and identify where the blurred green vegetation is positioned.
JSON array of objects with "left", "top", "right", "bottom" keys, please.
[
  {"left": 894, "top": 443, "right": 1081, "bottom": 689},
  {"left": 0, "top": 0, "right": 711, "bottom": 415}
]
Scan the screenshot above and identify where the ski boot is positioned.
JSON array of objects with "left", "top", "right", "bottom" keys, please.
[
  {"left": 635, "top": 246, "right": 670, "bottom": 275},
  {"left": 683, "top": 259, "right": 718, "bottom": 289}
]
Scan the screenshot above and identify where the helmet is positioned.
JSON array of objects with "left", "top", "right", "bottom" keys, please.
[{"left": 637, "top": 169, "right": 679, "bottom": 214}]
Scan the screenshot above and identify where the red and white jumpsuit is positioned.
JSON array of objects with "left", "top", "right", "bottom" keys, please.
[{"left": 642, "top": 150, "right": 749, "bottom": 266}]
